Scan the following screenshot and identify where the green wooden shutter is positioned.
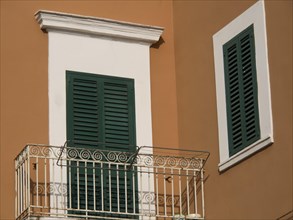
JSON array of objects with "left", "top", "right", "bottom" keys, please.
[
  {"left": 101, "top": 77, "right": 138, "bottom": 217},
  {"left": 66, "top": 73, "right": 102, "bottom": 213},
  {"left": 103, "top": 79, "right": 136, "bottom": 150},
  {"left": 223, "top": 25, "right": 260, "bottom": 156},
  {"left": 67, "top": 73, "right": 102, "bottom": 147},
  {"left": 66, "top": 71, "right": 137, "bottom": 218}
]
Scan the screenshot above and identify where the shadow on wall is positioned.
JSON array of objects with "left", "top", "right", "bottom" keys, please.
[{"left": 151, "top": 37, "right": 165, "bottom": 49}]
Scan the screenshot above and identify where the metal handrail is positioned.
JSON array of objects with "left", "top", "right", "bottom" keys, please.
[{"left": 15, "top": 144, "right": 209, "bottom": 220}]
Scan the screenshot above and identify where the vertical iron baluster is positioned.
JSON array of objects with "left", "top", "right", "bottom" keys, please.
[
  {"left": 17, "top": 165, "right": 20, "bottom": 215},
  {"left": 101, "top": 163, "right": 104, "bottom": 211},
  {"left": 155, "top": 167, "right": 159, "bottom": 216},
  {"left": 85, "top": 161, "right": 88, "bottom": 216},
  {"left": 148, "top": 167, "right": 151, "bottom": 216},
  {"left": 52, "top": 157, "right": 56, "bottom": 209},
  {"left": 69, "top": 160, "right": 71, "bottom": 209},
  {"left": 179, "top": 169, "right": 182, "bottom": 215},
  {"left": 85, "top": 161, "right": 88, "bottom": 217},
  {"left": 194, "top": 170, "right": 198, "bottom": 215},
  {"left": 139, "top": 166, "right": 143, "bottom": 215},
  {"left": 133, "top": 165, "right": 136, "bottom": 214},
  {"left": 23, "top": 158, "right": 26, "bottom": 210},
  {"left": 201, "top": 162, "right": 205, "bottom": 218},
  {"left": 44, "top": 157, "right": 47, "bottom": 208},
  {"left": 77, "top": 161, "right": 80, "bottom": 210},
  {"left": 171, "top": 168, "right": 174, "bottom": 217},
  {"left": 26, "top": 154, "right": 29, "bottom": 211},
  {"left": 163, "top": 167, "right": 167, "bottom": 217},
  {"left": 60, "top": 155, "right": 66, "bottom": 211},
  {"left": 20, "top": 160, "right": 23, "bottom": 211},
  {"left": 109, "top": 163, "right": 112, "bottom": 212},
  {"left": 61, "top": 157, "right": 64, "bottom": 212},
  {"left": 27, "top": 147, "right": 31, "bottom": 214},
  {"left": 93, "top": 161, "right": 96, "bottom": 211},
  {"left": 186, "top": 169, "right": 190, "bottom": 215},
  {"left": 36, "top": 157, "right": 39, "bottom": 207},
  {"left": 117, "top": 164, "right": 120, "bottom": 213},
  {"left": 124, "top": 164, "right": 127, "bottom": 213}
]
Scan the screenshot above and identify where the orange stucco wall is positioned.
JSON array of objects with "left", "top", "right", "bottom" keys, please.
[
  {"left": 1, "top": 0, "right": 292, "bottom": 219},
  {"left": 173, "top": 0, "right": 292, "bottom": 219},
  {"left": 0, "top": 1, "right": 178, "bottom": 219}
]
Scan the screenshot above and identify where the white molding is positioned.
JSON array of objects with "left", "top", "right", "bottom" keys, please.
[
  {"left": 213, "top": 1, "right": 273, "bottom": 171},
  {"left": 218, "top": 136, "right": 273, "bottom": 172},
  {"left": 35, "top": 10, "right": 164, "bottom": 45}
]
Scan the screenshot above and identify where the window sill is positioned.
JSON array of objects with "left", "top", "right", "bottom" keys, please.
[{"left": 218, "top": 136, "right": 273, "bottom": 172}]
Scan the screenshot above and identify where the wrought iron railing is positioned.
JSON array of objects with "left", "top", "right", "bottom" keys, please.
[{"left": 15, "top": 144, "right": 209, "bottom": 219}]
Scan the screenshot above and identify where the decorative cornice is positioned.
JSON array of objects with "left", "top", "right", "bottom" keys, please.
[{"left": 35, "top": 10, "right": 164, "bottom": 45}]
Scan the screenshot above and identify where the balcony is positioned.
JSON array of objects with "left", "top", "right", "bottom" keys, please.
[{"left": 15, "top": 144, "right": 209, "bottom": 220}]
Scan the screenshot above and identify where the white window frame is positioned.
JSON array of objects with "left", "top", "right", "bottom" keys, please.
[{"left": 213, "top": 1, "right": 273, "bottom": 172}]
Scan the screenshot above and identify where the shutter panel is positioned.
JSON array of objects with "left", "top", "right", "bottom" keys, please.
[
  {"left": 67, "top": 74, "right": 101, "bottom": 147},
  {"left": 223, "top": 25, "right": 260, "bottom": 156},
  {"left": 102, "top": 78, "right": 138, "bottom": 218},
  {"left": 67, "top": 73, "right": 103, "bottom": 213},
  {"left": 66, "top": 71, "right": 137, "bottom": 218},
  {"left": 104, "top": 80, "right": 136, "bottom": 150}
]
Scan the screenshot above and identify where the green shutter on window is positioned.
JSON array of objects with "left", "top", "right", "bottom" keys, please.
[
  {"left": 223, "top": 25, "right": 261, "bottom": 156},
  {"left": 66, "top": 71, "right": 137, "bottom": 218}
]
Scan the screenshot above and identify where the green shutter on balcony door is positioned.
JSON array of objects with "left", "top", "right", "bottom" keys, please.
[
  {"left": 66, "top": 71, "right": 137, "bottom": 218},
  {"left": 223, "top": 25, "right": 261, "bottom": 157},
  {"left": 67, "top": 71, "right": 136, "bottom": 150},
  {"left": 67, "top": 72, "right": 102, "bottom": 147},
  {"left": 66, "top": 72, "right": 101, "bottom": 213}
]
